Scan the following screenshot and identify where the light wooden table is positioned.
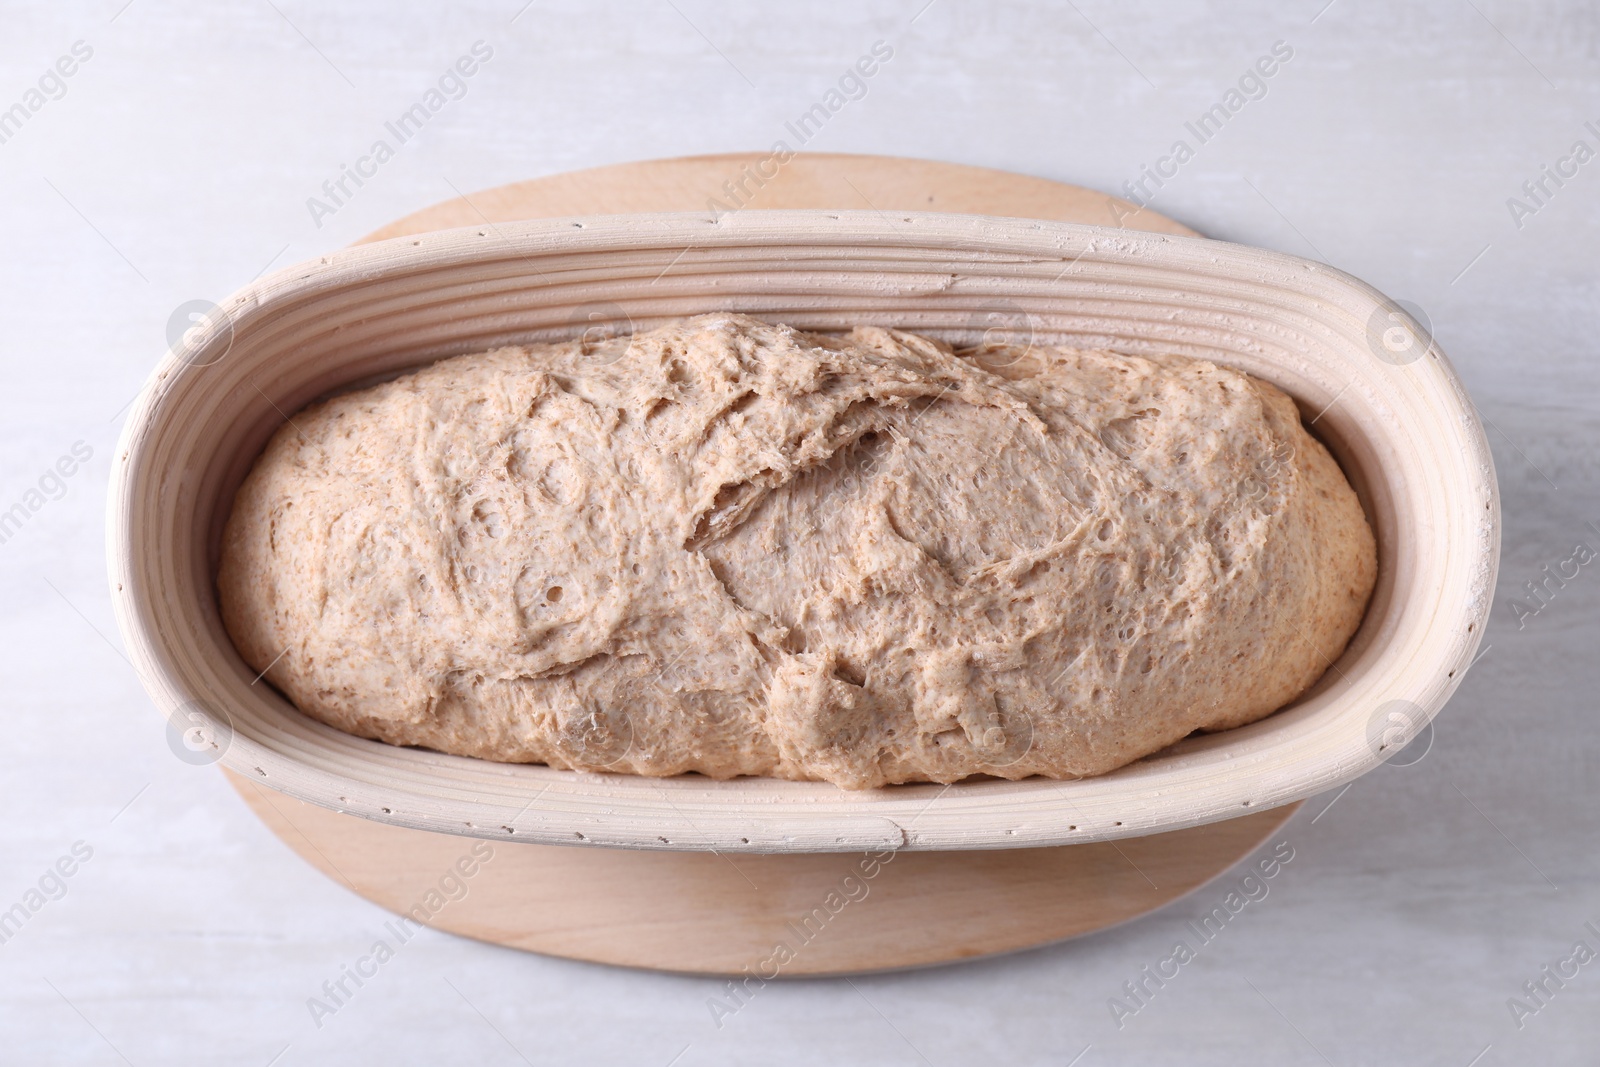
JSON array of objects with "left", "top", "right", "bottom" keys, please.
[{"left": 225, "top": 152, "right": 1298, "bottom": 976}]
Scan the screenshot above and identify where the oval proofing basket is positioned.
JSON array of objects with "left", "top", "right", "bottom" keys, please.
[{"left": 109, "top": 211, "right": 1498, "bottom": 852}]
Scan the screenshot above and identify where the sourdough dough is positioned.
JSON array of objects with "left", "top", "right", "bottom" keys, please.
[{"left": 218, "top": 314, "right": 1376, "bottom": 788}]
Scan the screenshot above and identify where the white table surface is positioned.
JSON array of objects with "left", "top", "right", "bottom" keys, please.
[{"left": 3, "top": 1, "right": 1597, "bottom": 1063}]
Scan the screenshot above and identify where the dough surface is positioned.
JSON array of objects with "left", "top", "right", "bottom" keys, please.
[{"left": 218, "top": 314, "right": 1376, "bottom": 788}]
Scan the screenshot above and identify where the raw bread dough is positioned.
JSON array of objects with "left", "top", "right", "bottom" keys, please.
[{"left": 218, "top": 314, "right": 1376, "bottom": 788}]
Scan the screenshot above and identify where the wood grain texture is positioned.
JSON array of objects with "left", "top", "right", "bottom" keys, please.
[
  {"left": 227, "top": 766, "right": 1299, "bottom": 976},
  {"left": 107, "top": 154, "right": 1499, "bottom": 856},
  {"left": 356, "top": 152, "right": 1199, "bottom": 245},
  {"left": 214, "top": 158, "right": 1309, "bottom": 975}
]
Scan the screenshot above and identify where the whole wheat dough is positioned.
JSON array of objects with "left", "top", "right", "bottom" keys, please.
[{"left": 218, "top": 314, "right": 1375, "bottom": 789}]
